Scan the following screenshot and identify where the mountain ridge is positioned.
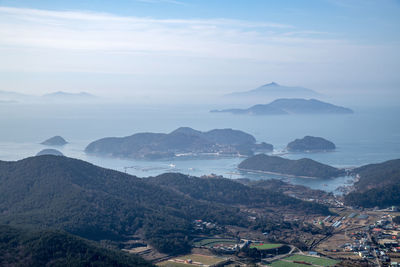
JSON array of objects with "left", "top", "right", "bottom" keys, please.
[{"left": 212, "top": 98, "right": 353, "bottom": 115}]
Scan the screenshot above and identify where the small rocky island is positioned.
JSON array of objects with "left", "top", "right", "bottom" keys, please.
[
  {"left": 212, "top": 98, "right": 353, "bottom": 115},
  {"left": 41, "top": 136, "right": 68, "bottom": 146},
  {"left": 85, "top": 127, "right": 273, "bottom": 160},
  {"left": 36, "top": 149, "right": 64, "bottom": 156},
  {"left": 287, "top": 136, "right": 336, "bottom": 152},
  {"left": 238, "top": 154, "right": 345, "bottom": 178}
]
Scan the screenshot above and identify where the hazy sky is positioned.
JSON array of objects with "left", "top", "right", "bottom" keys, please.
[{"left": 0, "top": 0, "right": 399, "bottom": 101}]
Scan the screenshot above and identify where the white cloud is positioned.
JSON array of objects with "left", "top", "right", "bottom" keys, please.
[
  {"left": 0, "top": 6, "right": 303, "bottom": 57},
  {"left": 0, "top": 6, "right": 398, "bottom": 98}
]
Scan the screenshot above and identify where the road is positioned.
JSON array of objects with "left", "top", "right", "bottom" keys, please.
[{"left": 367, "top": 232, "right": 381, "bottom": 267}]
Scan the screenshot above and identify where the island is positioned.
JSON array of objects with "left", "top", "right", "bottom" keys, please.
[
  {"left": 36, "top": 149, "right": 64, "bottom": 156},
  {"left": 42, "top": 91, "right": 96, "bottom": 102},
  {"left": 40, "top": 136, "right": 68, "bottom": 146},
  {"left": 85, "top": 127, "right": 273, "bottom": 159},
  {"left": 211, "top": 98, "right": 354, "bottom": 115},
  {"left": 287, "top": 136, "right": 336, "bottom": 152},
  {"left": 238, "top": 154, "right": 345, "bottom": 178}
]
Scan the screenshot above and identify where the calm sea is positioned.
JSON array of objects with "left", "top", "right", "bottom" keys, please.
[{"left": 1, "top": 103, "right": 399, "bottom": 193}]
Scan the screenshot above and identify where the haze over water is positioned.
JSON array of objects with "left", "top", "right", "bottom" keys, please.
[{"left": 1, "top": 101, "right": 399, "bottom": 192}]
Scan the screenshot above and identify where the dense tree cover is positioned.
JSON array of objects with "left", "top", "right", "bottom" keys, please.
[
  {"left": 286, "top": 136, "right": 335, "bottom": 152},
  {"left": 0, "top": 156, "right": 244, "bottom": 254},
  {"left": 238, "top": 154, "right": 344, "bottom": 178},
  {"left": 351, "top": 159, "right": 400, "bottom": 192},
  {"left": 146, "top": 173, "right": 331, "bottom": 215},
  {"left": 345, "top": 185, "right": 400, "bottom": 208},
  {"left": 344, "top": 159, "right": 400, "bottom": 208},
  {"left": 0, "top": 224, "right": 152, "bottom": 267},
  {"left": 247, "top": 179, "right": 331, "bottom": 198}
]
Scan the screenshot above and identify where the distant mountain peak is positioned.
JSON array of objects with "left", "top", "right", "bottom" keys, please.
[
  {"left": 264, "top": 82, "right": 279, "bottom": 86},
  {"left": 224, "top": 83, "right": 320, "bottom": 104},
  {"left": 43, "top": 91, "right": 95, "bottom": 97}
]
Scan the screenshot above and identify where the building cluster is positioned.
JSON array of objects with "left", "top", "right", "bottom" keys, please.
[
  {"left": 341, "top": 230, "right": 374, "bottom": 259},
  {"left": 369, "top": 215, "right": 400, "bottom": 265},
  {"left": 193, "top": 219, "right": 220, "bottom": 231},
  {"left": 334, "top": 214, "right": 400, "bottom": 266}
]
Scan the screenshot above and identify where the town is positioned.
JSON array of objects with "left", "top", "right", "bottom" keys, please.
[{"left": 122, "top": 192, "right": 400, "bottom": 267}]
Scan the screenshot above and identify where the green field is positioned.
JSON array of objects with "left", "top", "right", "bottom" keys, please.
[
  {"left": 283, "top": 254, "right": 339, "bottom": 266},
  {"left": 270, "top": 260, "right": 311, "bottom": 267},
  {"left": 194, "top": 238, "right": 237, "bottom": 247},
  {"left": 249, "top": 243, "right": 282, "bottom": 250},
  {"left": 157, "top": 254, "right": 225, "bottom": 267}
]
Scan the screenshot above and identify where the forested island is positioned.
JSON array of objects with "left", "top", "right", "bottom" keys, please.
[
  {"left": 238, "top": 154, "right": 345, "bottom": 178},
  {"left": 287, "top": 136, "right": 336, "bottom": 152},
  {"left": 41, "top": 135, "right": 68, "bottom": 146},
  {"left": 85, "top": 127, "right": 273, "bottom": 159}
]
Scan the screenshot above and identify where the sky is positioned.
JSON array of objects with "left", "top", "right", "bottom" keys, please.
[{"left": 0, "top": 0, "right": 399, "bottom": 102}]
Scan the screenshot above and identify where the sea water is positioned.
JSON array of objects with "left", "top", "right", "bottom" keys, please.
[{"left": 0, "top": 103, "right": 399, "bottom": 192}]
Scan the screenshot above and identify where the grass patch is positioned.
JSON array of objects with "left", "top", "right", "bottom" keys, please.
[
  {"left": 249, "top": 243, "right": 282, "bottom": 250},
  {"left": 270, "top": 260, "right": 311, "bottom": 267},
  {"left": 283, "top": 254, "right": 339, "bottom": 266}
]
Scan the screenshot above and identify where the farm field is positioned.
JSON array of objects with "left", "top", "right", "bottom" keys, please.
[
  {"left": 282, "top": 254, "right": 339, "bottom": 266},
  {"left": 157, "top": 254, "right": 226, "bottom": 267}
]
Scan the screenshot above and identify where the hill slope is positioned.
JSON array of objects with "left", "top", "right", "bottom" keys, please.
[
  {"left": 0, "top": 155, "right": 244, "bottom": 254},
  {"left": 238, "top": 154, "right": 345, "bottom": 178},
  {"left": 0, "top": 224, "right": 152, "bottom": 267},
  {"left": 345, "top": 159, "right": 400, "bottom": 208}
]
